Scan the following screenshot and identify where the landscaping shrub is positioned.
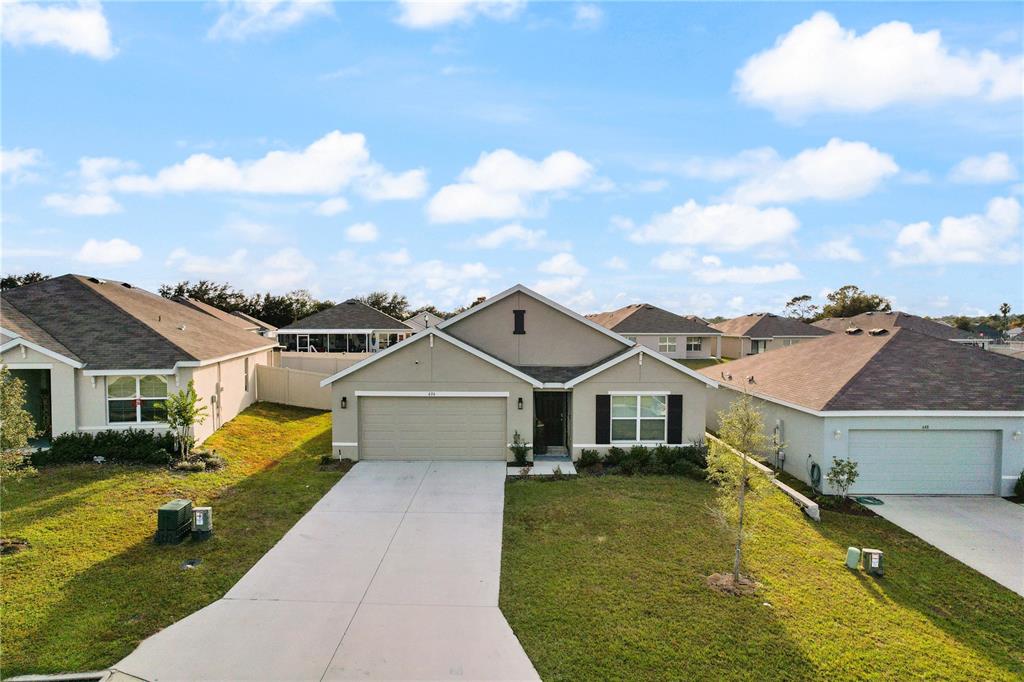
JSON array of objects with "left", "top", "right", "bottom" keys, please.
[
  {"left": 603, "top": 446, "right": 626, "bottom": 468},
  {"left": 1015, "top": 469, "right": 1024, "bottom": 498},
  {"left": 34, "top": 429, "right": 175, "bottom": 466},
  {"left": 577, "top": 449, "right": 601, "bottom": 469},
  {"left": 619, "top": 445, "right": 652, "bottom": 475}
]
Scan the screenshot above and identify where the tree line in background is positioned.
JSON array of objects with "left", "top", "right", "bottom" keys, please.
[{"left": 1, "top": 273, "right": 1019, "bottom": 333}]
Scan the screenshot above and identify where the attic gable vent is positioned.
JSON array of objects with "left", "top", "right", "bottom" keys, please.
[
  {"left": 844, "top": 326, "right": 863, "bottom": 335},
  {"left": 868, "top": 328, "right": 889, "bottom": 336}
]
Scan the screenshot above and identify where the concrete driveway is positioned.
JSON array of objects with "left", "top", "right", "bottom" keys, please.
[
  {"left": 115, "top": 461, "right": 539, "bottom": 681},
  {"left": 872, "top": 496, "right": 1024, "bottom": 597}
]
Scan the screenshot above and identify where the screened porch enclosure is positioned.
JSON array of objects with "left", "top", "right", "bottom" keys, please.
[{"left": 277, "top": 331, "right": 407, "bottom": 353}]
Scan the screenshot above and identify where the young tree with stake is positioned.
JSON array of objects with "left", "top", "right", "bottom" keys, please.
[{"left": 163, "top": 381, "right": 209, "bottom": 461}]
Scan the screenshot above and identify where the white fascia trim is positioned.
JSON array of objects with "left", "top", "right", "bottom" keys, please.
[
  {"left": 278, "top": 329, "right": 409, "bottom": 334},
  {"left": 0, "top": 338, "right": 85, "bottom": 368},
  {"left": 0, "top": 362, "right": 53, "bottom": 369},
  {"left": 320, "top": 329, "right": 543, "bottom": 388},
  {"left": 79, "top": 423, "right": 169, "bottom": 431},
  {"left": 332, "top": 441, "right": 358, "bottom": 447},
  {"left": 84, "top": 368, "right": 177, "bottom": 376},
  {"left": 354, "top": 390, "right": 510, "bottom": 398},
  {"left": 436, "top": 283, "right": 633, "bottom": 347},
  {"left": 565, "top": 347, "right": 718, "bottom": 388},
  {"left": 621, "top": 332, "right": 723, "bottom": 337},
  {"left": 174, "top": 345, "right": 277, "bottom": 368},
  {"left": 608, "top": 390, "right": 671, "bottom": 395},
  {"left": 714, "top": 383, "right": 1024, "bottom": 418}
]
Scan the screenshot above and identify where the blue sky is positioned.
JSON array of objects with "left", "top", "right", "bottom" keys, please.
[{"left": 2, "top": 1, "right": 1022, "bottom": 316}]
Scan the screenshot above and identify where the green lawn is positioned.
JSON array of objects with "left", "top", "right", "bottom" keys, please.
[
  {"left": 1, "top": 403, "right": 343, "bottom": 678},
  {"left": 680, "top": 357, "right": 729, "bottom": 370},
  {"left": 501, "top": 476, "right": 1024, "bottom": 681}
]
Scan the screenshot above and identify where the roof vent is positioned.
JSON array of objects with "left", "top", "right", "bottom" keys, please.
[
  {"left": 88, "top": 277, "right": 103, "bottom": 284},
  {"left": 868, "top": 328, "right": 889, "bottom": 336},
  {"left": 121, "top": 282, "right": 132, "bottom": 288},
  {"left": 721, "top": 371, "right": 733, "bottom": 381},
  {"left": 844, "top": 326, "right": 862, "bottom": 335},
  {"left": 746, "top": 375, "right": 756, "bottom": 384},
  {"left": 344, "top": 299, "right": 358, "bottom": 304},
  {"left": 177, "top": 324, "right": 186, "bottom": 331}
]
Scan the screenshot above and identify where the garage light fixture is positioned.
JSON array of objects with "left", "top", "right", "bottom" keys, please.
[
  {"left": 1014, "top": 430, "right": 1022, "bottom": 441},
  {"left": 340, "top": 396, "right": 348, "bottom": 409},
  {"left": 833, "top": 429, "right": 842, "bottom": 440}
]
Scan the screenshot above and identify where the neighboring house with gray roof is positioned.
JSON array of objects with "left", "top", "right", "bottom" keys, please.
[
  {"left": 175, "top": 297, "right": 277, "bottom": 338},
  {"left": 0, "top": 274, "right": 277, "bottom": 444},
  {"left": 711, "top": 313, "right": 831, "bottom": 358},
  {"left": 277, "top": 299, "right": 412, "bottom": 354},
  {"left": 701, "top": 328, "right": 1024, "bottom": 496},
  {"left": 587, "top": 303, "right": 723, "bottom": 359},
  {"left": 403, "top": 310, "right": 445, "bottom": 333},
  {"left": 812, "top": 310, "right": 992, "bottom": 349}
]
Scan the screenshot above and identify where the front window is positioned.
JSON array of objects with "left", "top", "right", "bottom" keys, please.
[
  {"left": 686, "top": 337, "right": 702, "bottom": 352},
  {"left": 611, "top": 394, "right": 667, "bottom": 443},
  {"left": 750, "top": 340, "right": 768, "bottom": 354},
  {"left": 658, "top": 336, "right": 676, "bottom": 353},
  {"left": 624, "top": 335, "right": 637, "bottom": 344},
  {"left": 107, "top": 375, "right": 168, "bottom": 424}
]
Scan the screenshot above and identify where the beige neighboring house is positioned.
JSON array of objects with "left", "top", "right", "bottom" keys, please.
[
  {"left": 586, "top": 304, "right": 723, "bottom": 360},
  {"left": 711, "top": 313, "right": 830, "bottom": 358},
  {"left": 403, "top": 310, "right": 445, "bottom": 333},
  {"left": 702, "top": 328, "right": 1024, "bottom": 496},
  {"left": 175, "top": 297, "right": 278, "bottom": 338},
  {"left": 320, "top": 284, "right": 718, "bottom": 462},
  {"left": 813, "top": 310, "right": 992, "bottom": 350},
  {"left": 0, "top": 275, "right": 276, "bottom": 445}
]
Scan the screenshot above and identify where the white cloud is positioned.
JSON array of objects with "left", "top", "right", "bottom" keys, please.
[
  {"left": 538, "top": 252, "right": 586, "bottom": 276},
  {"left": 573, "top": 3, "right": 603, "bottom": 30},
  {"left": 346, "top": 221, "right": 379, "bottom": 243},
  {"left": 111, "top": 130, "right": 421, "bottom": 199},
  {"left": 889, "top": 196, "right": 1021, "bottom": 265},
  {"left": 78, "top": 156, "right": 137, "bottom": 192},
  {"left": 531, "top": 276, "right": 595, "bottom": 310},
  {"left": 695, "top": 262, "right": 801, "bottom": 284},
  {"left": 224, "top": 218, "right": 280, "bottom": 244},
  {"left": 0, "top": 147, "right": 43, "bottom": 182},
  {"left": 356, "top": 168, "right": 428, "bottom": 200},
  {"left": 379, "top": 248, "right": 412, "bottom": 266},
  {"left": 167, "top": 247, "right": 248, "bottom": 275},
  {"left": 255, "top": 247, "right": 316, "bottom": 290},
  {"left": 815, "top": 236, "right": 864, "bottom": 262},
  {"left": 653, "top": 147, "right": 778, "bottom": 181},
  {"left": 315, "top": 197, "right": 350, "bottom": 216},
  {"left": 605, "top": 255, "right": 627, "bottom": 270},
  {"left": 207, "top": 0, "right": 332, "bottom": 41},
  {"left": 728, "top": 138, "right": 898, "bottom": 204},
  {"left": 474, "top": 223, "right": 541, "bottom": 249},
  {"left": 427, "top": 149, "right": 593, "bottom": 223},
  {"left": 2, "top": 0, "right": 115, "bottom": 59},
  {"left": 701, "top": 255, "right": 722, "bottom": 267},
  {"left": 75, "top": 237, "right": 141, "bottom": 265},
  {"left": 629, "top": 200, "right": 799, "bottom": 251},
  {"left": 395, "top": 0, "right": 525, "bottom": 29},
  {"left": 735, "top": 11, "right": 1023, "bottom": 116},
  {"left": 949, "top": 152, "right": 1018, "bottom": 184},
  {"left": 44, "top": 193, "right": 122, "bottom": 216},
  {"left": 652, "top": 249, "right": 695, "bottom": 271}
]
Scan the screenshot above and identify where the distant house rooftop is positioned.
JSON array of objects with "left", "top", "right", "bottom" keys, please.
[
  {"left": 279, "top": 299, "right": 412, "bottom": 332},
  {"left": 711, "top": 313, "right": 831, "bottom": 339},
  {"left": 587, "top": 304, "right": 720, "bottom": 335},
  {"left": 812, "top": 311, "right": 979, "bottom": 341}
]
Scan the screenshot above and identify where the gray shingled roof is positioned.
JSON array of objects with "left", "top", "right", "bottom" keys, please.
[
  {"left": 812, "top": 311, "right": 977, "bottom": 341},
  {"left": 712, "top": 313, "right": 831, "bottom": 338},
  {"left": 279, "top": 299, "right": 411, "bottom": 332},
  {"left": 514, "top": 346, "right": 637, "bottom": 383},
  {"left": 702, "top": 328, "right": 1023, "bottom": 412},
  {"left": 587, "top": 304, "right": 720, "bottom": 335},
  {"left": 0, "top": 275, "right": 274, "bottom": 370}
]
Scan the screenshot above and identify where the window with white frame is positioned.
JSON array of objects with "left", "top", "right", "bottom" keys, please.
[
  {"left": 624, "top": 335, "right": 637, "bottom": 343},
  {"left": 611, "top": 394, "right": 667, "bottom": 442},
  {"left": 107, "top": 375, "right": 168, "bottom": 424},
  {"left": 750, "top": 339, "right": 768, "bottom": 354},
  {"left": 658, "top": 336, "right": 676, "bottom": 352},
  {"left": 686, "top": 337, "right": 702, "bottom": 352}
]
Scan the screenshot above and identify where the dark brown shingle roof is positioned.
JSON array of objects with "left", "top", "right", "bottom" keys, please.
[
  {"left": 279, "top": 299, "right": 411, "bottom": 332},
  {"left": 812, "top": 311, "right": 977, "bottom": 341},
  {"left": 0, "top": 275, "right": 274, "bottom": 370},
  {"left": 587, "top": 304, "right": 720, "bottom": 335},
  {"left": 0, "top": 299, "right": 81, "bottom": 363},
  {"left": 176, "top": 297, "right": 257, "bottom": 331},
  {"left": 711, "top": 313, "right": 831, "bottom": 339},
  {"left": 701, "top": 328, "right": 1023, "bottom": 412}
]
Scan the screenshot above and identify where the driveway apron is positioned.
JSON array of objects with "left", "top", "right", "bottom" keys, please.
[{"left": 115, "top": 461, "right": 539, "bottom": 681}]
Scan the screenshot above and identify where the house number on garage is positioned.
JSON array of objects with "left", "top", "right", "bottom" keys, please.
[{"left": 427, "top": 392, "right": 437, "bottom": 397}]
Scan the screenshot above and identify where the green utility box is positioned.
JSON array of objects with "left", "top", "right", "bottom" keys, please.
[
  {"left": 192, "top": 506, "right": 213, "bottom": 540},
  {"left": 861, "top": 548, "right": 884, "bottom": 576},
  {"left": 156, "top": 499, "right": 193, "bottom": 545}
]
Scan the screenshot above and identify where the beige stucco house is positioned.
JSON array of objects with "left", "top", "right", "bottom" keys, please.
[
  {"left": 0, "top": 275, "right": 277, "bottom": 445},
  {"left": 711, "top": 313, "right": 830, "bottom": 358},
  {"left": 321, "top": 284, "right": 718, "bottom": 462},
  {"left": 587, "top": 303, "right": 723, "bottom": 360}
]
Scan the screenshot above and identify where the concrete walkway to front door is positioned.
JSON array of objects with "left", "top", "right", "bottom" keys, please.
[
  {"left": 115, "top": 461, "right": 539, "bottom": 681},
  {"left": 872, "top": 495, "right": 1024, "bottom": 597}
]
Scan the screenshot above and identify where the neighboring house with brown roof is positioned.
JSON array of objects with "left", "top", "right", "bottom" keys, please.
[
  {"left": 587, "top": 304, "right": 723, "bottom": 360},
  {"left": 320, "top": 284, "right": 718, "bottom": 462},
  {"left": 175, "top": 297, "right": 277, "bottom": 337},
  {"left": 812, "top": 311, "right": 992, "bottom": 349},
  {"left": 711, "top": 313, "right": 831, "bottom": 358},
  {"left": 700, "top": 328, "right": 1024, "bottom": 496},
  {"left": 277, "top": 299, "right": 412, "bottom": 353},
  {"left": 0, "top": 275, "right": 277, "bottom": 444}
]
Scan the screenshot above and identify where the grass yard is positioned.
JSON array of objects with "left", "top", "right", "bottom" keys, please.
[
  {"left": 501, "top": 476, "right": 1024, "bottom": 681},
  {"left": 680, "top": 357, "right": 729, "bottom": 370},
  {"left": 1, "top": 403, "right": 343, "bottom": 678}
]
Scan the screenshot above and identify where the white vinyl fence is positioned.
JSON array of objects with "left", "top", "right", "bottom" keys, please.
[
  {"left": 280, "top": 352, "right": 372, "bottom": 375},
  {"left": 256, "top": 365, "right": 331, "bottom": 410}
]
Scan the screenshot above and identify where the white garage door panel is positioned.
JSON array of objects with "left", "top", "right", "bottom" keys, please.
[
  {"left": 849, "top": 429, "right": 998, "bottom": 495},
  {"left": 361, "top": 397, "right": 507, "bottom": 460}
]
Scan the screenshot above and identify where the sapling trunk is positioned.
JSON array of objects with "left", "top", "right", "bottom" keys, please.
[{"left": 732, "top": 450, "right": 748, "bottom": 582}]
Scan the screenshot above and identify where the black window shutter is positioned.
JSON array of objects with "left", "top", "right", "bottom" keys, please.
[
  {"left": 513, "top": 309, "right": 526, "bottom": 334},
  {"left": 595, "top": 394, "right": 610, "bottom": 444},
  {"left": 667, "top": 394, "right": 683, "bottom": 444}
]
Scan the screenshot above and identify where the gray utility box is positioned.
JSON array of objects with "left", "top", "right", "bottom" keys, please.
[
  {"left": 861, "top": 548, "right": 884, "bottom": 576},
  {"left": 192, "top": 506, "right": 213, "bottom": 540},
  {"left": 156, "top": 499, "right": 193, "bottom": 545}
]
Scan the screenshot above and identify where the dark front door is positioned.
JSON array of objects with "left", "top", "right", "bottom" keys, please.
[{"left": 534, "top": 392, "right": 569, "bottom": 455}]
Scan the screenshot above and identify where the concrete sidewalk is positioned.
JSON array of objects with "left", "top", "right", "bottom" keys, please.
[
  {"left": 873, "top": 495, "right": 1024, "bottom": 597},
  {"left": 115, "top": 461, "right": 539, "bottom": 681}
]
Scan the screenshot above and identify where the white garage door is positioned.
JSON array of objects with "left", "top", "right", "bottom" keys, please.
[
  {"left": 360, "top": 397, "right": 507, "bottom": 461},
  {"left": 848, "top": 430, "right": 998, "bottom": 495}
]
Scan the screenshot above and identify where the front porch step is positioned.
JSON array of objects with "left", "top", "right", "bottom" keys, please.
[{"left": 540, "top": 446, "right": 568, "bottom": 457}]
